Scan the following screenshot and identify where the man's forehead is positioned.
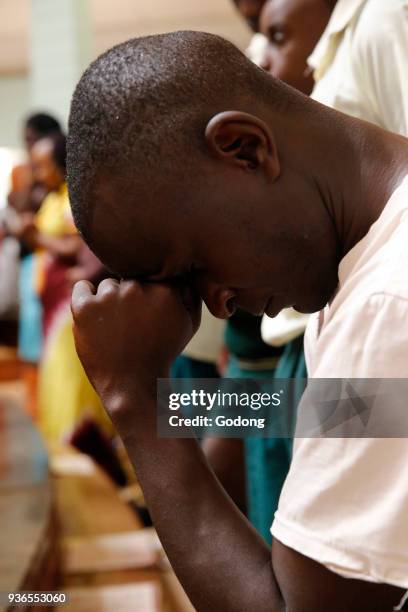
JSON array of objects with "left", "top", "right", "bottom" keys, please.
[
  {"left": 89, "top": 173, "right": 188, "bottom": 280},
  {"left": 90, "top": 207, "right": 164, "bottom": 279}
]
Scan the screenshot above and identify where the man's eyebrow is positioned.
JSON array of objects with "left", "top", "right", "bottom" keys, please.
[
  {"left": 122, "top": 262, "right": 165, "bottom": 281},
  {"left": 143, "top": 266, "right": 197, "bottom": 285},
  {"left": 143, "top": 272, "right": 187, "bottom": 285}
]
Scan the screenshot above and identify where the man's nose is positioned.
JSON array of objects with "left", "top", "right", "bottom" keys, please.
[
  {"left": 196, "top": 278, "right": 237, "bottom": 319},
  {"left": 259, "top": 48, "right": 273, "bottom": 74}
]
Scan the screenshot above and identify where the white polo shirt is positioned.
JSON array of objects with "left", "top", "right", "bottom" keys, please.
[
  {"left": 309, "top": 0, "right": 408, "bottom": 136},
  {"left": 272, "top": 176, "right": 408, "bottom": 587}
]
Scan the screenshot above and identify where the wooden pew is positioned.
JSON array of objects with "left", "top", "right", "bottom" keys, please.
[
  {"left": 0, "top": 385, "right": 195, "bottom": 612},
  {"left": 0, "top": 393, "right": 58, "bottom": 612}
]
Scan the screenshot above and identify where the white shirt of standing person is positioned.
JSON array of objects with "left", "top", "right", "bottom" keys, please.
[
  {"left": 262, "top": 0, "right": 408, "bottom": 348},
  {"left": 272, "top": 175, "right": 408, "bottom": 592},
  {"left": 309, "top": 0, "right": 408, "bottom": 136}
]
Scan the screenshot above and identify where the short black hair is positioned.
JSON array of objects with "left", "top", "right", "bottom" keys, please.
[
  {"left": 25, "top": 112, "right": 61, "bottom": 137},
  {"left": 67, "top": 31, "right": 298, "bottom": 244}
]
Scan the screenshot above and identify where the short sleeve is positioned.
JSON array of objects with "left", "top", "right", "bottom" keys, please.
[{"left": 272, "top": 294, "right": 408, "bottom": 588}]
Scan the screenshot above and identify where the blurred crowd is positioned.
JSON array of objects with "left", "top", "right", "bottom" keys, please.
[{"left": 0, "top": 112, "right": 114, "bottom": 450}]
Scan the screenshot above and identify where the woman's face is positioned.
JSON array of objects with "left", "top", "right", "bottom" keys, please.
[{"left": 31, "top": 139, "right": 64, "bottom": 191}]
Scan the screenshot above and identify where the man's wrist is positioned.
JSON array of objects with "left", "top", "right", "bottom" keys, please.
[{"left": 102, "top": 374, "right": 166, "bottom": 427}]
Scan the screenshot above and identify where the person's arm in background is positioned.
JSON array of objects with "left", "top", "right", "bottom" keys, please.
[
  {"left": 12, "top": 214, "right": 81, "bottom": 259},
  {"left": 8, "top": 183, "right": 49, "bottom": 215},
  {"left": 67, "top": 243, "right": 109, "bottom": 287},
  {"left": 354, "top": 0, "right": 408, "bottom": 136},
  {"left": 33, "top": 232, "right": 81, "bottom": 259},
  {"left": 71, "top": 279, "right": 404, "bottom": 612},
  {"left": 202, "top": 437, "right": 247, "bottom": 512}
]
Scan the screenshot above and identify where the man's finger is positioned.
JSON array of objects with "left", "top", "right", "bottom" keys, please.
[
  {"left": 71, "top": 280, "right": 96, "bottom": 316},
  {"left": 119, "top": 279, "right": 143, "bottom": 299},
  {"left": 97, "top": 278, "right": 120, "bottom": 299}
]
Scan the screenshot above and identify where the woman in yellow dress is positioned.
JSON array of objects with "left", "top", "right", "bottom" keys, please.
[{"left": 20, "top": 133, "right": 112, "bottom": 444}]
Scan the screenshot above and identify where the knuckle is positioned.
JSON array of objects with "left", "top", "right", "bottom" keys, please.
[
  {"left": 120, "top": 280, "right": 141, "bottom": 299},
  {"left": 97, "top": 279, "right": 120, "bottom": 302},
  {"left": 71, "top": 296, "right": 93, "bottom": 320},
  {"left": 101, "top": 286, "right": 117, "bottom": 300}
]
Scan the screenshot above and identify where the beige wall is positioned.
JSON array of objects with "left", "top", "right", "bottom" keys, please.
[
  {"left": 0, "top": 0, "right": 251, "bottom": 146},
  {"left": 0, "top": 75, "right": 30, "bottom": 148},
  {"left": 0, "top": 0, "right": 251, "bottom": 74},
  {"left": 92, "top": 0, "right": 251, "bottom": 55}
]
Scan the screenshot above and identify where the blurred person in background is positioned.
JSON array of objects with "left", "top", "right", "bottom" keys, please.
[
  {"left": 15, "top": 133, "right": 112, "bottom": 443},
  {"left": 232, "top": 0, "right": 266, "bottom": 32},
  {"left": 309, "top": 0, "right": 408, "bottom": 135},
  {"left": 8, "top": 113, "right": 62, "bottom": 214},
  {"left": 12, "top": 131, "right": 72, "bottom": 415},
  {"left": 206, "top": 0, "right": 332, "bottom": 544},
  {"left": 232, "top": 0, "right": 268, "bottom": 64},
  {"left": 30, "top": 135, "right": 112, "bottom": 444},
  {"left": 258, "top": 0, "right": 334, "bottom": 94},
  {"left": 23, "top": 133, "right": 79, "bottom": 338},
  {"left": 0, "top": 113, "right": 62, "bottom": 412}
]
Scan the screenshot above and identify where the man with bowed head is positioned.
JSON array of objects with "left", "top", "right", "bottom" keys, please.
[{"left": 68, "top": 32, "right": 408, "bottom": 611}]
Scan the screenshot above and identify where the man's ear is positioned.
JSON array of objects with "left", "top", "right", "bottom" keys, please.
[{"left": 205, "top": 111, "right": 280, "bottom": 179}]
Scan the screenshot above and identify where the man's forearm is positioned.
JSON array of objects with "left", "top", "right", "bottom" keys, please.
[{"left": 113, "top": 390, "right": 284, "bottom": 612}]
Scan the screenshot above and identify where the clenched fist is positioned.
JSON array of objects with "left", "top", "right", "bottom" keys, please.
[{"left": 71, "top": 278, "right": 201, "bottom": 415}]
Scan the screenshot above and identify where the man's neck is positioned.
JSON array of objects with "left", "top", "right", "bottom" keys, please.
[
  {"left": 301, "top": 105, "right": 408, "bottom": 260},
  {"left": 271, "top": 98, "right": 408, "bottom": 267},
  {"left": 338, "top": 120, "right": 408, "bottom": 258}
]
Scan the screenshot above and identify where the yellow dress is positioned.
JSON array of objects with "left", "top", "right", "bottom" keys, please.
[
  {"left": 37, "top": 184, "right": 113, "bottom": 444},
  {"left": 39, "top": 308, "right": 113, "bottom": 444}
]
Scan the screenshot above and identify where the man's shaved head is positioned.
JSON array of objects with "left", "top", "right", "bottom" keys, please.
[
  {"left": 68, "top": 31, "right": 296, "bottom": 252},
  {"left": 68, "top": 30, "right": 341, "bottom": 319}
]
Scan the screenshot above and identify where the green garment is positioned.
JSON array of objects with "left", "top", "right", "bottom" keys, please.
[
  {"left": 226, "top": 310, "right": 282, "bottom": 360},
  {"left": 227, "top": 335, "right": 306, "bottom": 545}
]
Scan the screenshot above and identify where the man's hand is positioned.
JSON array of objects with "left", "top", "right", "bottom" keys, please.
[{"left": 71, "top": 278, "right": 201, "bottom": 412}]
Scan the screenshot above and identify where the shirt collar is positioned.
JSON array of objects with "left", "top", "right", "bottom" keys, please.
[{"left": 308, "top": 0, "right": 367, "bottom": 75}]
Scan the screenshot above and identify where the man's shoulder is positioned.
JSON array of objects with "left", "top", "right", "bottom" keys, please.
[
  {"left": 368, "top": 220, "right": 408, "bottom": 304},
  {"left": 333, "top": 252, "right": 408, "bottom": 326},
  {"left": 311, "top": 210, "right": 408, "bottom": 376},
  {"left": 338, "top": 189, "right": 408, "bottom": 312}
]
